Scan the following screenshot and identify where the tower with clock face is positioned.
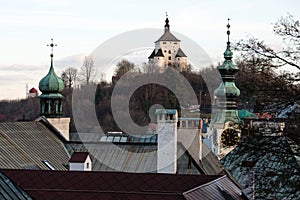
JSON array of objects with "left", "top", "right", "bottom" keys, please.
[{"left": 210, "top": 20, "right": 241, "bottom": 159}]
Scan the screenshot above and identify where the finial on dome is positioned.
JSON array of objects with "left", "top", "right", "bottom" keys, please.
[
  {"left": 223, "top": 18, "right": 233, "bottom": 60},
  {"left": 227, "top": 18, "right": 230, "bottom": 44},
  {"left": 47, "top": 38, "right": 57, "bottom": 67},
  {"left": 164, "top": 12, "right": 170, "bottom": 31}
]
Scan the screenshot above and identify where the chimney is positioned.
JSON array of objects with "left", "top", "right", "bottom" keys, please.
[
  {"left": 69, "top": 152, "right": 92, "bottom": 171},
  {"left": 156, "top": 109, "right": 178, "bottom": 174},
  {"left": 46, "top": 117, "right": 71, "bottom": 141}
]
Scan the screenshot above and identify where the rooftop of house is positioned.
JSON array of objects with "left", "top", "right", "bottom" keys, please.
[
  {"left": 69, "top": 132, "right": 224, "bottom": 175},
  {"left": 0, "top": 121, "right": 70, "bottom": 170},
  {"left": 0, "top": 169, "right": 245, "bottom": 200},
  {"left": 221, "top": 135, "right": 300, "bottom": 199}
]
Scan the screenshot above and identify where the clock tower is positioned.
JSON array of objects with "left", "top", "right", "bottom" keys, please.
[{"left": 210, "top": 19, "right": 241, "bottom": 159}]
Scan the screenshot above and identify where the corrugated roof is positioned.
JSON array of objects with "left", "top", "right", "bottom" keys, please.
[
  {"left": 0, "top": 169, "right": 244, "bottom": 200},
  {"left": 0, "top": 122, "right": 70, "bottom": 170},
  {"left": 69, "top": 132, "right": 224, "bottom": 175},
  {"left": 184, "top": 175, "right": 244, "bottom": 200},
  {"left": 70, "top": 142, "right": 202, "bottom": 174},
  {"left": 221, "top": 136, "right": 300, "bottom": 199},
  {"left": 0, "top": 173, "right": 32, "bottom": 200}
]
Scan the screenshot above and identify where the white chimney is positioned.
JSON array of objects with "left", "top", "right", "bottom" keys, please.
[
  {"left": 69, "top": 152, "right": 92, "bottom": 171},
  {"left": 156, "top": 109, "right": 178, "bottom": 174}
]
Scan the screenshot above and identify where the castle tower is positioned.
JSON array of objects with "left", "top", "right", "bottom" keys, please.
[
  {"left": 39, "top": 39, "right": 64, "bottom": 117},
  {"left": 210, "top": 19, "right": 241, "bottom": 159},
  {"left": 148, "top": 14, "right": 187, "bottom": 72}
]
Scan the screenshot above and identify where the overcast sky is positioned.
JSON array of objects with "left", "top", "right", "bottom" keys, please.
[{"left": 0, "top": 0, "right": 299, "bottom": 99}]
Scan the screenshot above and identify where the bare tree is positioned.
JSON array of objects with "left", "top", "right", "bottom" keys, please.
[
  {"left": 79, "top": 56, "right": 96, "bottom": 85},
  {"left": 235, "top": 14, "right": 300, "bottom": 72},
  {"left": 61, "top": 67, "right": 78, "bottom": 88},
  {"left": 114, "top": 59, "right": 135, "bottom": 77},
  {"left": 142, "top": 62, "right": 160, "bottom": 74}
]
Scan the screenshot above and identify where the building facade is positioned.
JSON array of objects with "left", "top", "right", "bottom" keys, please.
[{"left": 148, "top": 16, "right": 187, "bottom": 72}]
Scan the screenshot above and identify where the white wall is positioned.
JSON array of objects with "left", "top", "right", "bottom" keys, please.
[
  {"left": 157, "top": 111, "right": 178, "bottom": 174},
  {"left": 47, "top": 117, "right": 70, "bottom": 141},
  {"left": 70, "top": 156, "right": 92, "bottom": 171}
]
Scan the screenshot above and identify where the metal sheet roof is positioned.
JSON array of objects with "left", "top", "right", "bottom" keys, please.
[
  {"left": 0, "top": 122, "right": 70, "bottom": 170},
  {"left": 69, "top": 132, "right": 224, "bottom": 175},
  {"left": 70, "top": 142, "right": 202, "bottom": 174},
  {"left": 184, "top": 175, "right": 244, "bottom": 200},
  {"left": 0, "top": 173, "right": 32, "bottom": 200}
]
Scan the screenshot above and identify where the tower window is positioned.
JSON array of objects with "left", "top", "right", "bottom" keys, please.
[
  {"left": 168, "top": 50, "right": 171, "bottom": 54},
  {"left": 174, "top": 42, "right": 177, "bottom": 44},
  {"left": 168, "top": 56, "right": 171, "bottom": 60},
  {"left": 163, "top": 42, "right": 166, "bottom": 44},
  {"left": 86, "top": 162, "right": 89, "bottom": 169},
  {"left": 164, "top": 50, "right": 166, "bottom": 53}
]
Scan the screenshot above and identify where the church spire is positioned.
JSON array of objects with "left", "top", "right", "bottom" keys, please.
[
  {"left": 164, "top": 12, "right": 170, "bottom": 32},
  {"left": 212, "top": 19, "right": 240, "bottom": 124},
  {"left": 39, "top": 38, "right": 64, "bottom": 118}
]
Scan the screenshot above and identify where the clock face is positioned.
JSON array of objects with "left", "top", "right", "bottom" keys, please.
[{"left": 221, "top": 128, "right": 239, "bottom": 146}]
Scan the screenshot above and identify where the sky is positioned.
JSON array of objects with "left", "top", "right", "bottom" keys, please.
[{"left": 0, "top": 0, "right": 299, "bottom": 100}]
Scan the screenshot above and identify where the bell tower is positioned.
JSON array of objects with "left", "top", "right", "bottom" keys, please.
[
  {"left": 39, "top": 39, "right": 64, "bottom": 117},
  {"left": 210, "top": 19, "right": 241, "bottom": 159}
]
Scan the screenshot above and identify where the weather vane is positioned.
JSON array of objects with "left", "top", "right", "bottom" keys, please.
[{"left": 47, "top": 38, "right": 57, "bottom": 67}]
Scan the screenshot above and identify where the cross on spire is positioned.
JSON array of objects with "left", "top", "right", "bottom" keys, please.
[{"left": 47, "top": 38, "right": 57, "bottom": 67}]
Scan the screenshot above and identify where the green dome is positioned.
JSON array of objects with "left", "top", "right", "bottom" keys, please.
[
  {"left": 214, "top": 82, "right": 240, "bottom": 97},
  {"left": 39, "top": 66, "right": 64, "bottom": 93}
]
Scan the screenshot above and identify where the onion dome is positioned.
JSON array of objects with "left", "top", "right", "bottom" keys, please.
[
  {"left": 39, "top": 65, "right": 64, "bottom": 94},
  {"left": 39, "top": 39, "right": 64, "bottom": 117}
]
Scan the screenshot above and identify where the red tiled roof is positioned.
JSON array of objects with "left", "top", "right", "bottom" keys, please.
[
  {"left": 0, "top": 169, "right": 223, "bottom": 200},
  {"left": 29, "top": 87, "right": 38, "bottom": 93},
  {"left": 69, "top": 152, "right": 89, "bottom": 163}
]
